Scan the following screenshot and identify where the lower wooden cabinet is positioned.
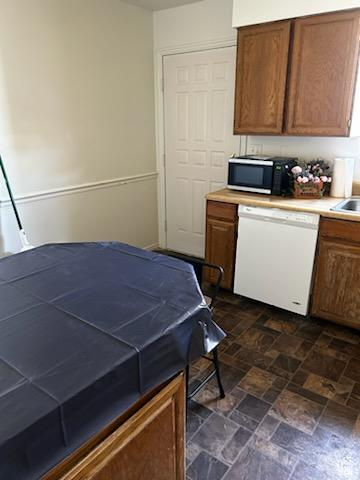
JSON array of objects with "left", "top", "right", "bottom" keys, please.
[
  {"left": 312, "top": 218, "right": 360, "bottom": 329},
  {"left": 205, "top": 201, "right": 238, "bottom": 290},
  {"left": 44, "top": 374, "right": 185, "bottom": 480}
]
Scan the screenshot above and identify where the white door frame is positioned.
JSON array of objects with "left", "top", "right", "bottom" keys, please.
[{"left": 154, "top": 36, "right": 238, "bottom": 250}]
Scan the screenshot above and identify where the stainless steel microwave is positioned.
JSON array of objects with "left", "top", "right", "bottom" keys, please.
[{"left": 227, "top": 155, "right": 297, "bottom": 195}]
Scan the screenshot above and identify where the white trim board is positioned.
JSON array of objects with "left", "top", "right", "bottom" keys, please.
[
  {"left": 0, "top": 172, "right": 158, "bottom": 207},
  {"left": 154, "top": 36, "right": 237, "bottom": 250}
]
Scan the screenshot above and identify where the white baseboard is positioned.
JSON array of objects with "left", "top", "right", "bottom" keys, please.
[{"left": 144, "top": 243, "right": 159, "bottom": 251}]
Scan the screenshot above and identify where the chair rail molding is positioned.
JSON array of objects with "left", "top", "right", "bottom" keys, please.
[{"left": 0, "top": 172, "right": 158, "bottom": 207}]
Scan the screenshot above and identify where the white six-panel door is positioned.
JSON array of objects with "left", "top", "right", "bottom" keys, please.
[{"left": 163, "top": 47, "right": 238, "bottom": 257}]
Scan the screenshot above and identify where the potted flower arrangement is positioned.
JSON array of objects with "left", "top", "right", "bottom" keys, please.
[{"left": 291, "top": 159, "right": 332, "bottom": 199}]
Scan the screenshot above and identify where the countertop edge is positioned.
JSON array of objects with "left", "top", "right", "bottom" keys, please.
[{"left": 206, "top": 189, "right": 360, "bottom": 223}]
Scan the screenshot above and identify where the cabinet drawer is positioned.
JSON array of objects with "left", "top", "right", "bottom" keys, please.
[
  {"left": 207, "top": 201, "right": 238, "bottom": 222},
  {"left": 320, "top": 218, "right": 360, "bottom": 243}
]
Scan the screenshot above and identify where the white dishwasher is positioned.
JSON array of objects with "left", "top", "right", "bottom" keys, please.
[{"left": 234, "top": 205, "right": 320, "bottom": 316}]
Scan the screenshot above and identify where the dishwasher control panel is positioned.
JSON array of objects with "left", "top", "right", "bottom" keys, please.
[{"left": 238, "top": 205, "right": 320, "bottom": 228}]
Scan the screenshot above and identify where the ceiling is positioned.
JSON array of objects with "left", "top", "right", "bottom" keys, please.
[{"left": 121, "top": 0, "right": 202, "bottom": 11}]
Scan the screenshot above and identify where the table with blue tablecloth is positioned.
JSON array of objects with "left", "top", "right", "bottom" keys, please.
[{"left": 0, "top": 242, "right": 225, "bottom": 479}]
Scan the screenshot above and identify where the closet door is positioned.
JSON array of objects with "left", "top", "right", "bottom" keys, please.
[
  {"left": 286, "top": 9, "right": 360, "bottom": 136},
  {"left": 234, "top": 20, "right": 291, "bottom": 134}
]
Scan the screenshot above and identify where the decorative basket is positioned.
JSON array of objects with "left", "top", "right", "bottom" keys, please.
[{"left": 293, "top": 181, "right": 324, "bottom": 199}]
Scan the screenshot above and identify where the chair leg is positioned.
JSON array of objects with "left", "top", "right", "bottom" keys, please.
[{"left": 213, "top": 347, "right": 225, "bottom": 399}]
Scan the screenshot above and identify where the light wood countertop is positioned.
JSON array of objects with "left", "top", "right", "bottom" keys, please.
[{"left": 206, "top": 188, "right": 360, "bottom": 223}]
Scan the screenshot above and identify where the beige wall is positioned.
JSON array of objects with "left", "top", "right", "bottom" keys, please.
[
  {"left": 154, "top": 0, "right": 235, "bottom": 49},
  {"left": 0, "top": 0, "right": 158, "bottom": 253}
]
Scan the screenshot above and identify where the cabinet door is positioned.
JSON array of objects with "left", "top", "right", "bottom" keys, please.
[
  {"left": 205, "top": 217, "right": 237, "bottom": 290},
  {"left": 286, "top": 9, "right": 360, "bottom": 136},
  {"left": 58, "top": 375, "right": 185, "bottom": 480},
  {"left": 312, "top": 239, "right": 360, "bottom": 329},
  {"left": 234, "top": 20, "right": 291, "bottom": 134}
]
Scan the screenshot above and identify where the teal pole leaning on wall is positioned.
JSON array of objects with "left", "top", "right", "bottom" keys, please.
[{"left": 0, "top": 155, "right": 33, "bottom": 251}]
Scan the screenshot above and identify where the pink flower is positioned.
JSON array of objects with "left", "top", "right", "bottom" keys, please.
[
  {"left": 313, "top": 177, "right": 321, "bottom": 184},
  {"left": 292, "top": 166, "right": 302, "bottom": 175},
  {"left": 297, "top": 176, "right": 303, "bottom": 183},
  {"left": 302, "top": 177, "right": 309, "bottom": 183},
  {"left": 320, "top": 176, "right": 328, "bottom": 182},
  {"left": 327, "top": 177, "right": 332, "bottom": 183},
  {"left": 308, "top": 173, "right": 314, "bottom": 180}
]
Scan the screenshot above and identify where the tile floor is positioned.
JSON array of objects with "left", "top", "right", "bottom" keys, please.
[{"left": 186, "top": 293, "right": 360, "bottom": 480}]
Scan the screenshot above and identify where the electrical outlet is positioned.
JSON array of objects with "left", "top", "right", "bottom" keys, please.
[{"left": 248, "top": 144, "right": 263, "bottom": 155}]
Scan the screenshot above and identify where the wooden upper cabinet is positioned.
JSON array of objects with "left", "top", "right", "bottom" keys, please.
[
  {"left": 234, "top": 20, "right": 291, "bottom": 134},
  {"left": 286, "top": 9, "right": 360, "bottom": 136}
]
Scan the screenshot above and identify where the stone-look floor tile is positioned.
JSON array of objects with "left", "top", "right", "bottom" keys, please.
[
  {"left": 319, "top": 400, "right": 358, "bottom": 437},
  {"left": 347, "top": 396, "right": 360, "bottom": 410},
  {"left": 223, "top": 446, "right": 290, "bottom": 480},
  {"left": 236, "top": 393, "right": 271, "bottom": 422},
  {"left": 351, "top": 382, "right": 360, "bottom": 401},
  {"left": 187, "top": 451, "right": 229, "bottom": 480},
  {"left": 187, "top": 411, "right": 205, "bottom": 439},
  {"left": 229, "top": 410, "right": 260, "bottom": 432},
  {"left": 188, "top": 399, "right": 213, "bottom": 419},
  {"left": 278, "top": 424, "right": 360, "bottom": 480},
  {"left": 268, "top": 353, "right": 301, "bottom": 379},
  {"left": 192, "top": 356, "right": 212, "bottom": 372},
  {"left": 221, "top": 426, "right": 252, "bottom": 464},
  {"left": 219, "top": 352, "right": 252, "bottom": 373},
  {"left": 294, "top": 340, "right": 313, "bottom": 360},
  {"left": 230, "top": 386, "right": 247, "bottom": 401},
  {"left": 303, "top": 373, "right": 354, "bottom": 404},
  {"left": 296, "top": 323, "right": 323, "bottom": 341},
  {"left": 223, "top": 343, "right": 241, "bottom": 357},
  {"left": 315, "top": 332, "right": 332, "bottom": 348},
  {"left": 314, "top": 344, "right": 349, "bottom": 362},
  {"left": 193, "top": 385, "right": 240, "bottom": 417},
  {"left": 324, "top": 324, "right": 360, "bottom": 345},
  {"left": 286, "top": 382, "right": 328, "bottom": 406},
  {"left": 263, "top": 386, "right": 282, "bottom": 403},
  {"left": 330, "top": 337, "right": 360, "bottom": 359},
  {"left": 218, "top": 313, "right": 243, "bottom": 333},
  {"left": 237, "top": 327, "right": 277, "bottom": 353},
  {"left": 272, "top": 422, "right": 313, "bottom": 456},
  {"left": 188, "top": 293, "right": 360, "bottom": 480},
  {"left": 267, "top": 333, "right": 303, "bottom": 357},
  {"left": 249, "top": 434, "right": 298, "bottom": 470},
  {"left": 264, "top": 316, "right": 299, "bottom": 335},
  {"left": 192, "top": 413, "right": 239, "bottom": 457},
  {"left": 352, "top": 414, "right": 360, "bottom": 437},
  {"left": 302, "top": 350, "right": 346, "bottom": 382},
  {"left": 270, "top": 389, "right": 324, "bottom": 434},
  {"left": 273, "top": 376, "right": 288, "bottom": 389},
  {"left": 186, "top": 441, "right": 202, "bottom": 466},
  {"left": 239, "top": 367, "right": 277, "bottom": 397},
  {"left": 291, "top": 368, "right": 309, "bottom": 386},
  {"left": 256, "top": 415, "right": 280, "bottom": 440},
  {"left": 235, "top": 347, "right": 274, "bottom": 370},
  {"left": 290, "top": 461, "right": 335, "bottom": 480},
  {"left": 344, "top": 358, "right": 360, "bottom": 383},
  {"left": 209, "top": 362, "right": 247, "bottom": 391}
]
